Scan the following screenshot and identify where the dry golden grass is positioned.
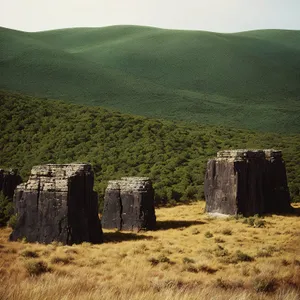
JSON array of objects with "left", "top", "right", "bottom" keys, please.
[{"left": 0, "top": 202, "right": 299, "bottom": 300}]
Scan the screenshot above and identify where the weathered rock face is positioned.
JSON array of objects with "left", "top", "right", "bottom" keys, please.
[
  {"left": 10, "top": 164, "right": 103, "bottom": 244},
  {"left": 204, "top": 150, "right": 291, "bottom": 216},
  {"left": 102, "top": 177, "right": 156, "bottom": 231},
  {"left": 0, "top": 169, "right": 22, "bottom": 200}
]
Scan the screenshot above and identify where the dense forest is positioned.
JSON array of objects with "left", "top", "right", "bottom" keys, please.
[{"left": 1, "top": 90, "right": 300, "bottom": 211}]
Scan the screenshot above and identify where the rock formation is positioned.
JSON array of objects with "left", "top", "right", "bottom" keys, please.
[
  {"left": 102, "top": 177, "right": 156, "bottom": 231},
  {"left": 204, "top": 150, "right": 291, "bottom": 216},
  {"left": 0, "top": 169, "right": 22, "bottom": 200},
  {"left": 10, "top": 164, "right": 103, "bottom": 244}
]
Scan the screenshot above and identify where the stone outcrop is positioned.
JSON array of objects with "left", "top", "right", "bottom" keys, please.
[
  {"left": 102, "top": 177, "right": 156, "bottom": 231},
  {"left": 10, "top": 164, "right": 103, "bottom": 244},
  {"left": 0, "top": 169, "right": 22, "bottom": 200},
  {"left": 204, "top": 150, "right": 291, "bottom": 216}
]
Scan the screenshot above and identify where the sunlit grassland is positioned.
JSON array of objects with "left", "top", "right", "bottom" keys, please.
[{"left": 1, "top": 202, "right": 299, "bottom": 300}]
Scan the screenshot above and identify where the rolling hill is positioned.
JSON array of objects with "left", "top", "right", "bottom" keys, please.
[{"left": 1, "top": 26, "right": 300, "bottom": 132}]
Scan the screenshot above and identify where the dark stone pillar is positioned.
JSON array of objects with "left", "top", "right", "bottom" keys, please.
[
  {"left": 102, "top": 177, "right": 156, "bottom": 231},
  {"left": 204, "top": 150, "right": 291, "bottom": 216},
  {"left": 10, "top": 164, "right": 103, "bottom": 244}
]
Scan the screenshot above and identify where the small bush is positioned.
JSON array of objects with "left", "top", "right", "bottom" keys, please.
[
  {"left": 257, "top": 246, "right": 278, "bottom": 258},
  {"left": 281, "top": 259, "right": 290, "bottom": 266},
  {"left": 20, "top": 249, "right": 39, "bottom": 258},
  {"left": 253, "top": 277, "right": 277, "bottom": 293},
  {"left": 197, "top": 264, "right": 217, "bottom": 274},
  {"left": 204, "top": 231, "right": 213, "bottom": 238},
  {"left": 234, "top": 250, "right": 254, "bottom": 262},
  {"left": 148, "top": 254, "right": 172, "bottom": 266},
  {"left": 243, "top": 215, "right": 266, "bottom": 228},
  {"left": 256, "top": 248, "right": 272, "bottom": 258},
  {"left": 221, "top": 228, "right": 232, "bottom": 235},
  {"left": 25, "top": 260, "right": 50, "bottom": 276},
  {"left": 191, "top": 228, "right": 200, "bottom": 235},
  {"left": 50, "top": 255, "right": 73, "bottom": 265},
  {"left": 182, "top": 257, "right": 195, "bottom": 264},
  {"left": 148, "top": 257, "right": 159, "bottom": 266},
  {"left": 157, "top": 254, "right": 171, "bottom": 264},
  {"left": 214, "top": 237, "right": 225, "bottom": 243},
  {"left": 7, "top": 213, "right": 18, "bottom": 229},
  {"left": 214, "top": 245, "right": 229, "bottom": 257},
  {"left": 182, "top": 264, "right": 199, "bottom": 273}
]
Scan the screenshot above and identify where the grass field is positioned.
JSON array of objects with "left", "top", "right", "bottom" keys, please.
[
  {"left": 1, "top": 26, "right": 300, "bottom": 132},
  {"left": 0, "top": 202, "right": 299, "bottom": 300}
]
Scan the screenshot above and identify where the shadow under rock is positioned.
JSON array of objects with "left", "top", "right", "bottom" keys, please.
[
  {"left": 156, "top": 220, "right": 206, "bottom": 230},
  {"left": 291, "top": 206, "right": 300, "bottom": 216},
  {"left": 103, "top": 231, "right": 154, "bottom": 243}
]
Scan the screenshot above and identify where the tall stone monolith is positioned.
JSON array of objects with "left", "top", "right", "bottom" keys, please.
[
  {"left": 10, "top": 164, "right": 103, "bottom": 244},
  {"left": 204, "top": 150, "right": 291, "bottom": 216}
]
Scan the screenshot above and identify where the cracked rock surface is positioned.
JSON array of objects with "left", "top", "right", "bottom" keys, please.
[
  {"left": 10, "top": 164, "right": 103, "bottom": 244},
  {"left": 204, "top": 150, "right": 292, "bottom": 216},
  {"left": 102, "top": 177, "right": 156, "bottom": 231}
]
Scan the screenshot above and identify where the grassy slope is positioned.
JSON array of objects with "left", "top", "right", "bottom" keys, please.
[
  {"left": 1, "top": 90, "right": 300, "bottom": 205},
  {"left": 1, "top": 26, "right": 300, "bottom": 132},
  {"left": 1, "top": 202, "right": 300, "bottom": 299}
]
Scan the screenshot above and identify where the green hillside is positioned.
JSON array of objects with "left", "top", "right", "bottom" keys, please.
[
  {"left": 0, "top": 26, "right": 300, "bottom": 133},
  {"left": 1, "top": 90, "right": 300, "bottom": 208}
]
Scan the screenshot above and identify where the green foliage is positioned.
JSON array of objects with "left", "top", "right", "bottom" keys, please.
[
  {"left": 1, "top": 26, "right": 300, "bottom": 133},
  {"left": 8, "top": 214, "right": 18, "bottom": 229},
  {"left": 0, "top": 192, "right": 13, "bottom": 227},
  {"left": 0, "top": 90, "right": 300, "bottom": 210}
]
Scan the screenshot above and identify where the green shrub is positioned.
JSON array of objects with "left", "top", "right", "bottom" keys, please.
[
  {"left": 8, "top": 213, "right": 18, "bottom": 229},
  {"left": 24, "top": 260, "right": 50, "bottom": 276},
  {"left": 0, "top": 192, "right": 14, "bottom": 227}
]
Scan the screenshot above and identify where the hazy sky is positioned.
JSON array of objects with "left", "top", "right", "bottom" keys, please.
[{"left": 1, "top": 0, "right": 300, "bottom": 33}]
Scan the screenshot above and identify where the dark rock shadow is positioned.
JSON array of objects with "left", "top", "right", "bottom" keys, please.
[
  {"left": 266, "top": 206, "right": 300, "bottom": 217},
  {"left": 103, "top": 231, "right": 154, "bottom": 243},
  {"left": 290, "top": 207, "right": 300, "bottom": 216},
  {"left": 156, "top": 220, "right": 205, "bottom": 230}
]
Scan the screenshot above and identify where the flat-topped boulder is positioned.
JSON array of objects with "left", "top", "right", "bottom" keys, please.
[
  {"left": 102, "top": 177, "right": 156, "bottom": 231},
  {"left": 204, "top": 149, "right": 291, "bottom": 216},
  {"left": 0, "top": 169, "right": 22, "bottom": 200},
  {"left": 10, "top": 164, "right": 103, "bottom": 244}
]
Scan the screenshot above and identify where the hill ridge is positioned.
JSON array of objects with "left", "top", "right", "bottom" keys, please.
[{"left": 1, "top": 25, "right": 300, "bottom": 132}]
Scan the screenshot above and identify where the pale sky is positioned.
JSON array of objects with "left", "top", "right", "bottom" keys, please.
[{"left": 1, "top": 0, "right": 300, "bottom": 33}]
